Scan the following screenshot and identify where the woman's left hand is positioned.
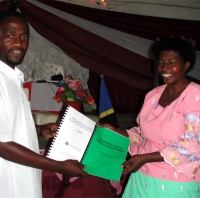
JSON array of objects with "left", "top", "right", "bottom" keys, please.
[
  {"left": 122, "top": 155, "right": 146, "bottom": 175},
  {"left": 122, "top": 152, "right": 164, "bottom": 175},
  {"left": 36, "top": 123, "right": 58, "bottom": 138}
]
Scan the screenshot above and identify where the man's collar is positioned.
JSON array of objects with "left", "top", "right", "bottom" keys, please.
[{"left": 0, "top": 60, "right": 24, "bottom": 82}]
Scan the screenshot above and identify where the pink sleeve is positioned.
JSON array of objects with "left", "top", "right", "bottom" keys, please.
[
  {"left": 160, "top": 92, "right": 200, "bottom": 179},
  {"left": 127, "top": 126, "right": 143, "bottom": 156}
]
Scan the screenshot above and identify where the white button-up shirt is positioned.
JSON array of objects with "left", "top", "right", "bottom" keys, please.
[{"left": 0, "top": 61, "right": 41, "bottom": 198}]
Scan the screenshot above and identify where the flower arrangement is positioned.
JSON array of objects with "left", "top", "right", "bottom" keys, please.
[{"left": 53, "top": 75, "right": 94, "bottom": 105}]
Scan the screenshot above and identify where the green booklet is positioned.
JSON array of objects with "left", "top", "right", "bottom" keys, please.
[{"left": 47, "top": 105, "right": 130, "bottom": 181}]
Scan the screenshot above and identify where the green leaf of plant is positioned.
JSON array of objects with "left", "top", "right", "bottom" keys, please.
[{"left": 64, "top": 90, "right": 73, "bottom": 97}]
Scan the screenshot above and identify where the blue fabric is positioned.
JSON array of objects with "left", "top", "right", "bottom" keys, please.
[
  {"left": 99, "top": 76, "right": 113, "bottom": 118},
  {"left": 98, "top": 76, "right": 119, "bottom": 128}
]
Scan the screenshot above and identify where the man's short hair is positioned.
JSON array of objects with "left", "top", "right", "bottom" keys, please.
[{"left": 0, "top": 10, "right": 28, "bottom": 26}]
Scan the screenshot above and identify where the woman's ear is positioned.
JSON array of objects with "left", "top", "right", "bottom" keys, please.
[{"left": 185, "top": 62, "right": 190, "bottom": 71}]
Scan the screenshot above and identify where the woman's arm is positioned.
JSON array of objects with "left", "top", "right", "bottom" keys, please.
[
  {"left": 36, "top": 123, "right": 57, "bottom": 138},
  {"left": 122, "top": 152, "right": 164, "bottom": 175}
]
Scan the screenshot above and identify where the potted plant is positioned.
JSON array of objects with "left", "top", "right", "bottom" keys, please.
[{"left": 53, "top": 75, "right": 94, "bottom": 111}]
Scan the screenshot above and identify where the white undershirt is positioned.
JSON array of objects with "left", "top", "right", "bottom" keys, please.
[{"left": 0, "top": 61, "right": 41, "bottom": 198}]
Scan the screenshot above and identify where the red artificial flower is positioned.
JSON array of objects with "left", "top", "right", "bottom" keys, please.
[
  {"left": 85, "top": 94, "right": 94, "bottom": 105},
  {"left": 76, "top": 88, "right": 87, "bottom": 97},
  {"left": 53, "top": 95, "right": 63, "bottom": 103},
  {"left": 55, "top": 87, "right": 65, "bottom": 96},
  {"left": 65, "top": 77, "right": 80, "bottom": 90}
]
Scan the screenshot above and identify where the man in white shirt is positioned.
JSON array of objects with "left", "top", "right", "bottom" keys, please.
[{"left": 0, "top": 10, "right": 88, "bottom": 198}]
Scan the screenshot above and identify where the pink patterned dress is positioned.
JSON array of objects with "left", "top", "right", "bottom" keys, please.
[{"left": 123, "top": 82, "right": 200, "bottom": 197}]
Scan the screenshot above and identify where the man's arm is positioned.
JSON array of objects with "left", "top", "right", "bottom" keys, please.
[{"left": 0, "top": 141, "right": 88, "bottom": 177}]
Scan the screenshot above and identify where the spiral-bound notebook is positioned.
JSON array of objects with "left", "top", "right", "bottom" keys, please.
[{"left": 47, "top": 105, "right": 130, "bottom": 181}]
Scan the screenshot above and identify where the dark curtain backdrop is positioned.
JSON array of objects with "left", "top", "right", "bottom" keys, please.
[
  {"left": 18, "top": 0, "right": 200, "bottom": 113},
  {"left": 0, "top": 0, "right": 9, "bottom": 11},
  {"left": 38, "top": 0, "right": 200, "bottom": 50}
]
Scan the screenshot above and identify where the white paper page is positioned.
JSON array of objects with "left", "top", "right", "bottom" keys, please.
[{"left": 47, "top": 106, "right": 96, "bottom": 161}]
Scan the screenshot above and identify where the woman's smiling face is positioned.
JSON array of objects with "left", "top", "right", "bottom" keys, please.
[{"left": 157, "top": 50, "right": 190, "bottom": 86}]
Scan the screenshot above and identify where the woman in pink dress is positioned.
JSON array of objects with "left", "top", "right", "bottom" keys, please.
[{"left": 99, "top": 37, "right": 200, "bottom": 197}]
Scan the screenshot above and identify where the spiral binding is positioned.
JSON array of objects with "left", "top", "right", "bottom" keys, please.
[
  {"left": 80, "top": 125, "right": 97, "bottom": 162},
  {"left": 46, "top": 105, "right": 70, "bottom": 157}
]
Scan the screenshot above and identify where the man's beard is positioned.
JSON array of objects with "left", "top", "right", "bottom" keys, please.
[{"left": 6, "top": 52, "right": 26, "bottom": 66}]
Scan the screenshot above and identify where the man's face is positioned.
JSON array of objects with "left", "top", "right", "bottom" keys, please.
[{"left": 0, "top": 16, "right": 29, "bottom": 68}]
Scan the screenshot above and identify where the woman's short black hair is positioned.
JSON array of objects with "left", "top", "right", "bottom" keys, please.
[{"left": 155, "top": 37, "right": 196, "bottom": 71}]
